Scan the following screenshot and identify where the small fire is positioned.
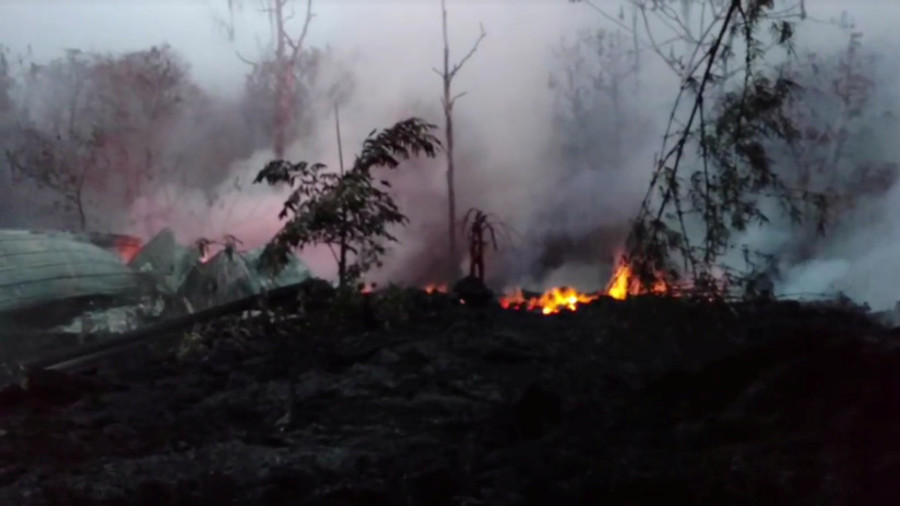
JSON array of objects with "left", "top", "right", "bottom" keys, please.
[
  {"left": 113, "top": 236, "right": 143, "bottom": 263},
  {"left": 424, "top": 283, "right": 448, "bottom": 294},
  {"left": 605, "top": 262, "right": 668, "bottom": 300},
  {"left": 500, "top": 286, "right": 600, "bottom": 315}
]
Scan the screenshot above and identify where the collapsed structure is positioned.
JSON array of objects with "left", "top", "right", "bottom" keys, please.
[
  {"left": 0, "top": 228, "right": 310, "bottom": 347},
  {"left": 0, "top": 230, "right": 144, "bottom": 328}
]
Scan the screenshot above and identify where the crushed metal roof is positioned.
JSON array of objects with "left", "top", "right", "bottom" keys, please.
[{"left": 0, "top": 230, "right": 141, "bottom": 314}]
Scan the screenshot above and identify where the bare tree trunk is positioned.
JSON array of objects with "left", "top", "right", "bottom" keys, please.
[
  {"left": 441, "top": 3, "right": 458, "bottom": 280},
  {"left": 335, "top": 103, "right": 348, "bottom": 286},
  {"left": 273, "top": 0, "right": 288, "bottom": 159},
  {"left": 611, "top": 77, "right": 622, "bottom": 168},
  {"left": 224, "top": 0, "right": 312, "bottom": 160},
  {"left": 437, "top": 0, "right": 485, "bottom": 281},
  {"left": 631, "top": 4, "right": 641, "bottom": 84}
]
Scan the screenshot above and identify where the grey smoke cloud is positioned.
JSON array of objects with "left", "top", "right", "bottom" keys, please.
[{"left": 2, "top": 1, "right": 900, "bottom": 307}]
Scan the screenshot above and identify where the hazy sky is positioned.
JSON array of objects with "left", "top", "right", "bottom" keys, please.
[
  {"left": 0, "top": 0, "right": 576, "bottom": 96},
  {"left": 1, "top": 0, "right": 896, "bottom": 95}
]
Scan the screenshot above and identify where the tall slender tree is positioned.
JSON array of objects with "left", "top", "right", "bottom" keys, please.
[{"left": 433, "top": 0, "right": 485, "bottom": 280}]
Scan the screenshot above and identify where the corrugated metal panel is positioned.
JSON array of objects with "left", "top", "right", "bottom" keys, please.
[
  {"left": 180, "top": 246, "right": 311, "bottom": 311},
  {"left": 128, "top": 228, "right": 200, "bottom": 296},
  {"left": 0, "top": 230, "right": 140, "bottom": 314}
]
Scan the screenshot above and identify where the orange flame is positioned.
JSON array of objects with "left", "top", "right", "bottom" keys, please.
[
  {"left": 500, "top": 286, "right": 600, "bottom": 315},
  {"left": 113, "top": 236, "right": 143, "bottom": 263},
  {"left": 424, "top": 283, "right": 448, "bottom": 294},
  {"left": 605, "top": 262, "right": 668, "bottom": 300}
]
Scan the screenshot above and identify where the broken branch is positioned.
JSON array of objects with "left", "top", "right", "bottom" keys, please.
[
  {"left": 449, "top": 91, "right": 467, "bottom": 106},
  {"left": 449, "top": 23, "right": 487, "bottom": 80},
  {"left": 235, "top": 50, "right": 257, "bottom": 67}
]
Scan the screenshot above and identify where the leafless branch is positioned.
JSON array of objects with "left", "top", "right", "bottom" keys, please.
[
  {"left": 285, "top": 0, "right": 314, "bottom": 61},
  {"left": 284, "top": 0, "right": 296, "bottom": 22},
  {"left": 235, "top": 50, "right": 257, "bottom": 67},
  {"left": 449, "top": 23, "right": 486, "bottom": 80},
  {"left": 579, "top": 0, "right": 634, "bottom": 33},
  {"left": 449, "top": 91, "right": 467, "bottom": 106}
]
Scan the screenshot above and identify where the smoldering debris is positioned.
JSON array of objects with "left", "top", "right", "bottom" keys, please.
[
  {"left": 178, "top": 241, "right": 310, "bottom": 313},
  {"left": 0, "top": 227, "right": 312, "bottom": 364}
]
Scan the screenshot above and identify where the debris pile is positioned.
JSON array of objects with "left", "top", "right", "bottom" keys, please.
[
  {"left": 0, "top": 228, "right": 310, "bottom": 363},
  {"left": 0, "top": 230, "right": 144, "bottom": 332},
  {"left": 179, "top": 244, "right": 309, "bottom": 313}
]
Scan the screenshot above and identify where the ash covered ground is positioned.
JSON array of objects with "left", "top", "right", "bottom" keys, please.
[{"left": 1, "top": 285, "right": 898, "bottom": 506}]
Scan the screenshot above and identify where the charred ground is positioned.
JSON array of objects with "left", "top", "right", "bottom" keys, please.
[{"left": 0, "top": 285, "right": 898, "bottom": 505}]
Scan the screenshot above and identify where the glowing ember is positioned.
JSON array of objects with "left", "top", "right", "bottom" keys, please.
[
  {"left": 113, "top": 236, "right": 143, "bottom": 263},
  {"left": 605, "top": 262, "right": 668, "bottom": 300},
  {"left": 500, "top": 286, "right": 599, "bottom": 315},
  {"left": 424, "top": 283, "right": 448, "bottom": 294}
]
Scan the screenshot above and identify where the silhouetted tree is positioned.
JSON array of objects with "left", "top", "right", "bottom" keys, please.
[{"left": 254, "top": 117, "right": 442, "bottom": 286}]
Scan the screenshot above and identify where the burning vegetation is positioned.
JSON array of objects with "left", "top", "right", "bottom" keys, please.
[
  {"left": 605, "top": 260, "right": 670, "bottom": 300},
  {"left": 499, "top": 286, "right": 600, "bottom": 314},
  {"left": 495, "top": 257, "right": 669, "bottom": 314}
]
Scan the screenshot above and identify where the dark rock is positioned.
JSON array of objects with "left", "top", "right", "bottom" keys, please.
[
  {"left": 20, "top": 368, "right": 101, "bottom": 406},
  {"left": 511, "top": 383, "right": 562, "bottom": 440},
  {"left": 0, "top": 383, "right": 26, "bottom": 409},
  {"left": 405, "top": 465, "right": 459, "bottom": 506},
  {"left": 452, "top": 275, "right": 494, "bottom": 308}
]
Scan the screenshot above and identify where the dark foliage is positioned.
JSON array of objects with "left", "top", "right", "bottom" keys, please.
[
  {"left": 621, "top": 0, "right": 827, "bottom": 298},
  {"left": 254, "top": 117, "right": 441, "bottom": 285},
  {"left": 460, "top": 208, "right": 501, "bottom": 283}
]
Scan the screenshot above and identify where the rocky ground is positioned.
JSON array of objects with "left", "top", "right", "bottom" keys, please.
[{"left": 0, "top": 286, "right": 899, "bottom": 505}]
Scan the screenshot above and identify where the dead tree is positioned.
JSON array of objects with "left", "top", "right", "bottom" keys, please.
[
  {"left": 461, "top": 208, "right": 510, "bottom": 284},
  {"left": 433, "top": 0, "right": 485, "bottom": 280},
  {"left": 271, "top": 0, "right": 313, "bottom": 158},
  {"left": 227, "top": 0, "right": 314, "bottom": 159}
]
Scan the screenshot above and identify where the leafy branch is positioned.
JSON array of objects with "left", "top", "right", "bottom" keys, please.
[
  {"left": 254, "top": 117, "right": 442, "bottom": 287},
  {"left": 622, "top": 0, "right": 827, "bottom": 298}
]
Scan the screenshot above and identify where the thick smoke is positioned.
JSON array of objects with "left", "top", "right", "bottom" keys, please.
[
  {"left": 729, "top": 13, "right": 900, "bottom": 309},
  {"left": 119, "top": 2, "right": 611, "bottom": 285},
  {"left": 3, "top": 1, "right": 900, "bottom": 308}
]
